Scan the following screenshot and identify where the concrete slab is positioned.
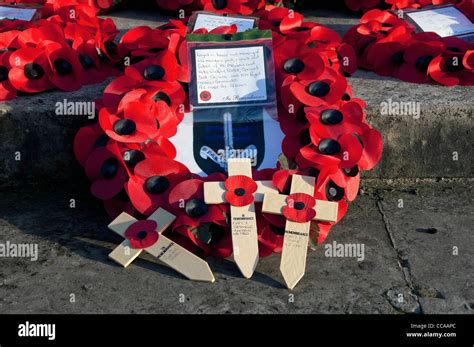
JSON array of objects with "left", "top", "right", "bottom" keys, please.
[
  {"left": 0, "top": 8, "right": 472, "bottom": 185},
  {"left": 376, "top": 183, "right": 474, "bottom": 314}
]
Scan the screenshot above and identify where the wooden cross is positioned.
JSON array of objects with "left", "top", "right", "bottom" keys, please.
[
  {"left": 203, "top": 158, "right": 277, "bottom": 278},
  {"left": 262, "top": 174, "right": 339, "bottom": 289},
  {"left": 108, "top": 208, "right": 215, "bottom": 282}
]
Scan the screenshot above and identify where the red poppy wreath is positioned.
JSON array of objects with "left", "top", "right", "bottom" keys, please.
[
  {"left": 343, "top": 1, "right": 474, "bottom": 86},
  {"left": 0, "top": 1, "right": 122, "bottom": 101},
  {"left": 74, "top": 4, "right": 383, "bottom": 266}
]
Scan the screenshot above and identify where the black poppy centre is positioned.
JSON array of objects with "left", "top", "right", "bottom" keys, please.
[{"left": 145, "top": 176, "right": 170, "bottom": 194}]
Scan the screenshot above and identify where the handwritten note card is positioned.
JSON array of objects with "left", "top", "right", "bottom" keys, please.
[
  {"left": 193, "top": 13, "right": 256, "bottom": 33},
  {"left": 194, "top": 46, "right": 267, "bottom": 105},
  {"left": 406, "top": 6, "right": 474, "bottom": 38},
  {"left": 0, "top": 6, "right": 37, "bottom": 21}
]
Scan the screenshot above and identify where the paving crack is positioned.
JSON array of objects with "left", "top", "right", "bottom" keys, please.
[{"left": 373, "top": 190, "right": 424, "bottom": 314}]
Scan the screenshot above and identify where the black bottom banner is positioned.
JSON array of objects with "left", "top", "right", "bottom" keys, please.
[{"left": 0, "top": 314, "right": 472, "bottom": 346}]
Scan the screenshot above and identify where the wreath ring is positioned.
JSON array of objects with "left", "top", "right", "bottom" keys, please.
[{"left": 73, "top": 5, "right": 384, "bottom": 260}]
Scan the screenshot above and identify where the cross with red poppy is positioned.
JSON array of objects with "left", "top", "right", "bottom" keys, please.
[
  {"left": 108, "top": 207, "right": 215, "bottom": 282},
  {"left": 203, "top": 158, "right": 277, "bottom": 278},
  {"left": 262, "top": 174, "right": 339, "bottom": 289}
]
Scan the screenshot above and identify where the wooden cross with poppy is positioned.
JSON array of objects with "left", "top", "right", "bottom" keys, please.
[
  {"left": 108, "top": 207, "right": 215, "bottom": 282},
  {"left": 262, "top": 174, "right": 339, "bottom": 289},
  {"left": 203, "top": 158, "right": 277, "bottom": 278}
]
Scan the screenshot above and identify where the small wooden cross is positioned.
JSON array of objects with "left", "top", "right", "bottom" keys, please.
[
  {"left": 108, "top": 208, "right": 215, "bottom": 282},
  {"left": 203, "top": 158, "right": 277, "bottom": 278},
  {"left": 262, "top": 174, "right": 338, "bottom": 289}
]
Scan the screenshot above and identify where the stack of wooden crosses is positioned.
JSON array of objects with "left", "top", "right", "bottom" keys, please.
[{"left": 108, "top": 158, "right": 338, "bottom": 289}]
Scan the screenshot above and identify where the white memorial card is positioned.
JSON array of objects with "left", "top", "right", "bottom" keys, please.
[
  {"left": 0, "top": 6, "right": 37, "bottom": 21},
  {"left": 193, "top": 13, "right": 256, "bottom": 33},
  {"left": 406, "top": 6, "right": 474, "bottom": 38},
  {"left": 194, "top": 46, "right": 268, "bottom": 105}
]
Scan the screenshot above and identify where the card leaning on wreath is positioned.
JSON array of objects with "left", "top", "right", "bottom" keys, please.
[{"left": 74, "top": 7, "right": 384, "bottom": 289}]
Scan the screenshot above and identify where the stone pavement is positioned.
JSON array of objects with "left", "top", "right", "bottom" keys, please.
[
  {"left": 0, "top": 6, "right": 473, "bottom": 314},
  {"left": 0, "top": 180, "right": 472, "bottom": 314}
]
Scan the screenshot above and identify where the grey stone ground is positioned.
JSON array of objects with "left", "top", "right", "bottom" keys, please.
[
  {"left": 0, "top": 7, "right": 473, "bottom": 314},
  {"left": 0, "top": 180, "right": 472, "bottom": 314}
]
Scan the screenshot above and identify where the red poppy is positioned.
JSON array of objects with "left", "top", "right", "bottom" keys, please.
[
  {"left": 259, "top": 169, "right": 302, "bottom": 228},
  {"left": 288, "top": 67, "right": 348, "bottom": 107},
  {"left": 84, "top": 144, "right": 128, "bottom": 200},
  {"left": 428, "top": 53, "right": 474, "bottom": 86},
  {"left": 302, "top": 128, "right": 364, "bottom": 169},
  {"left": 336, "top": 43, "right": 358, "bottom": 75},
  {"left": 0, "top": 52, "right": 16, "bottom": 101},
  {"left": 44, "top": 41, "right": 82, "bottom": 91},
  {"left": 103, "top": 193, "right": 136, "bottom": 220},
  {"left": 314, "top": 178, "right": 349, "bottom": 224},
  {"left": 157, "top": 19, "right": 188, "bottom": 38},
  {"left": 317, "top": 165, "right": 361, "bottom": 202},
  {"left": 114, "top": 140, "right": 175, "bottom": 177},
  {"left": 124, "top": 220, "right": 159, "bottom": 249},
  {"left": 243, "top": 0, "right": 266, "bottom": 13},
  {"left": 74, "top": 123, "right": 109, "bottom": 167},
  {"left": 99, "top": 100, "right": 160, "bottom": 143},
  {"left": 274, "top": 37, "right": 326, "bottom": 87},
  {"left": 258, "top": 221, "right": 284, "bottom": 254},
  {"left": 260, "top": 7, "right": 307, "bottom": 36},
  {"left": 278, "top": 104, "right": 310, "bottom": 136},
  {"left": 367, "top": 41, "right": 408, "bottom": 76},
  {"left": 0, "top": 19, "right": 32, "bottom": 33},
  {"left": 283, "top": 193, "right": 316, "bottom": 223},
  {"left": 101, "top": 68, "right": 144, "bottom": 109},
  {"left": 8, "top": 46, "right": 53, "bottom": 93},
  {"left": 357, "top": 125, "right": 384, "bottom": 171},
  {"left": 119, "top": 26, "right": 169, "bottom": 59},
  {"left": 305, "top": 25, "right": 342, "bottom": 51},
  {"left": 258, "top": 7, "right": 289, "bottom": 31},
  {"left": 314, "top": 223, "right": 333, "bottom": 245},
  {"left": 168, "top": 175, "right": 228, "bottom": 229},
  {"left": 306, "top": 101, "right": 365, "bottom": 139},
  {"left": 394, "top": 36, "right": 445, "bottom": 83},
  {"left": 0, "top": 29, "right": 22, "bottom": 50},
  {"left": 428, "top": 37, "right": 474, "bottom": 86},
  {"left": 152, "top": 135, "right": 177, "bottom": 159},
  {"left": 138, "top": 81, "right": 187, "bottom": 117},
  {"left": 112, "top": 88, "right": 182, "bottom": 137},
  {"left": 359, "top": 8, "right": 410, "bottom": 26},
  {"left": 201, "top": 0, "right": 243, "bottom": 14},
  {"left": 95, "top": 0, "right": 120, "bottom": 11},
  {"left": 174, "top": 223, "right": 233, "bottom": 258},
  {"left": 224, "top": 175, "right": 258, "bottom": 207},
  {"left": 74, "top": 38, "right": 108, "bottom": 85},
  {"left": 279, "top": 10, "right": 305, "bottom": 35},
  {"left": 463, "top": 50, "right": 474, "bottom": 70},
  {"left": 342, "top": 12, "right": 406, "bottom": 69},
  {"left": 175, "top": 37, "right": 189, "bottom": 83},
  {"left": 131, "top": 49, "right": 179, "bottom": 82},
  {"left": 281, "top": 127, "right": 311, "bottom": 161},
  {"left": 17, "top": 23, "right": 66, "bottom": 48},
  {"left": 126, "top": 157, "right": 190, "bottom": 215}
]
